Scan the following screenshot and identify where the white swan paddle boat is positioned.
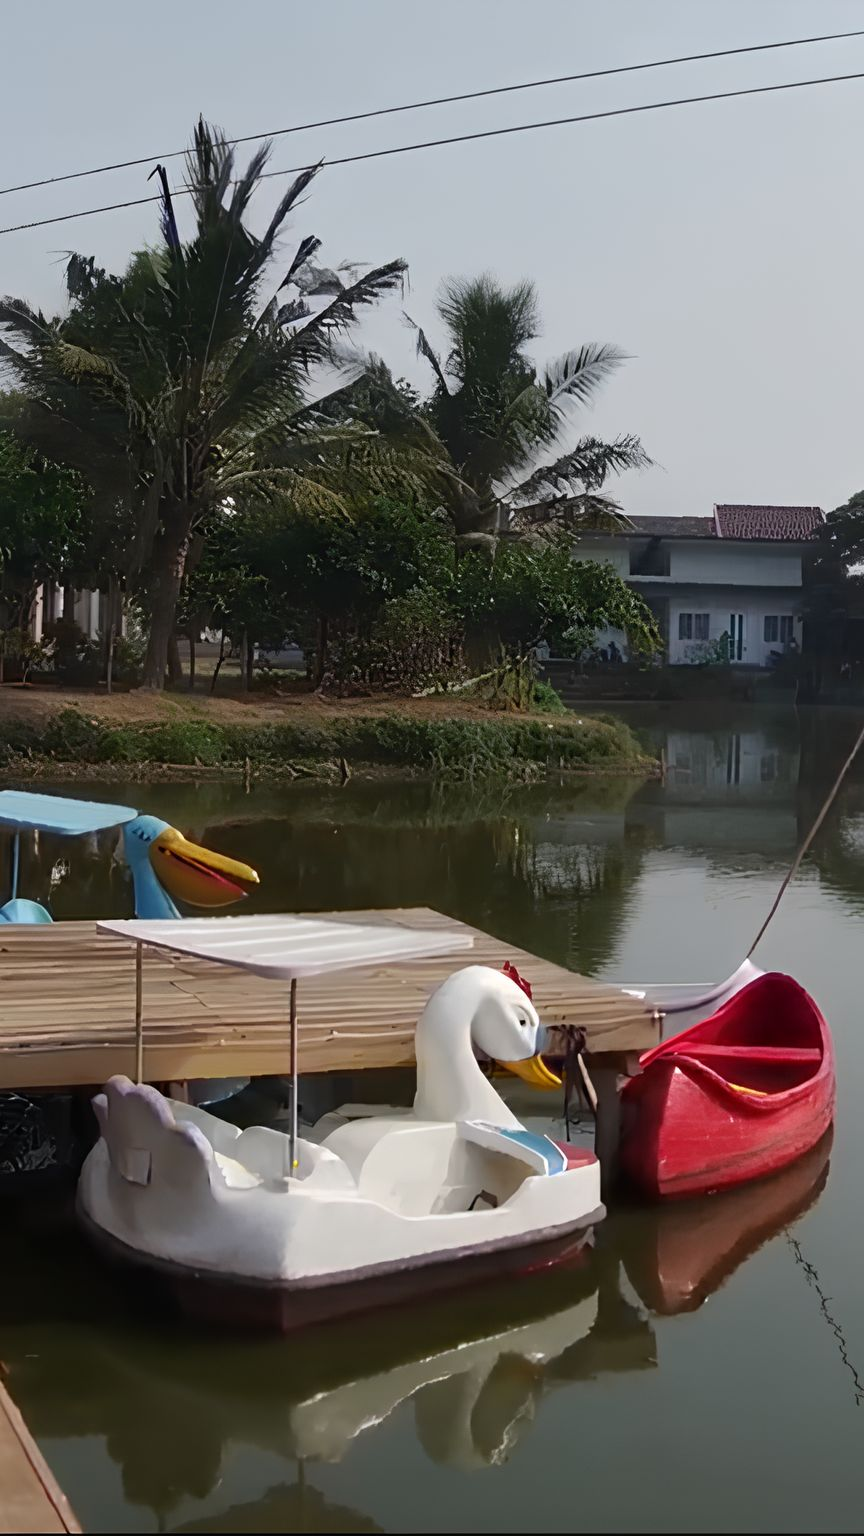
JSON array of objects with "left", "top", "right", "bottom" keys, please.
[{"left": 78, "top": 916, "right": 603, "bottom": 1329}]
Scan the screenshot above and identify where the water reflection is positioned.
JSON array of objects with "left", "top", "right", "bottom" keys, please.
[
  {"left": 174, "top": 1482, "right": 383, "bottom": 1534},
  {"left": 0, "top": 1134, "right": 832, "bottom": 1531},
  {"left": 3, "top": 705, "right": 864, "bottom": 1532},
  {"left": 10, "top": 708, "right": 864, "bottom": 974}
]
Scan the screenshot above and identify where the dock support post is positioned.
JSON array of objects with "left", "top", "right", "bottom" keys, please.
[
  {"left": 592, "top": 1066, "right": 622, "bottom": 1198},
  {"left": 588, "top": 1051, "right": 641, "bottom": 1199},
  {"left": 288, "top": 977, "right": 298, "bottom": 1178},
  {"left": 134, "top": 942, "right": 143, "bottom": 1084}
]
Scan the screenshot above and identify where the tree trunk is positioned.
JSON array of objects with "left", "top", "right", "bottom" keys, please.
[
  {"left": 244, "top": 634, "right": 254, "bottom": 692},
  {"left": 188, "top": 631, "right": 196, "bottom": 692},
  {"left": 167, "top": 633, "right": 183, "bottom": 688},
  {"left": 141, "top": 517, "right": 191, "bottom": 690},
  {"left": 105, "top": 574, "right": 115, "bottom": 694},
  {"left": 240, "top": 630, "right": 252, "bottom": 692},
  {"left": 210, "top": 630, "right": 226, "bottom": 695},
  {"left": 314, "top": 615, "right": 329, "bottom": 687}
]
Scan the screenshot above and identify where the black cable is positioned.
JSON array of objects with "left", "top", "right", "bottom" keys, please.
[
  {"left": 2, "top": 65, "right": 864, "bottom": 239},
  {"left": 0, "top": 27, "right": 862, "bottom": 201}
]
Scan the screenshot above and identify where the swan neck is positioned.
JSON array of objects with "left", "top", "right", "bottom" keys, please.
[{"left": 413, "top": 973, "right": 522, "bottom": 1127}]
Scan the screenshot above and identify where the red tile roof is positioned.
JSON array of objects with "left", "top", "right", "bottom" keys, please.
[{"left": 713, "top": 504, "right": 824, "bottom": 541}]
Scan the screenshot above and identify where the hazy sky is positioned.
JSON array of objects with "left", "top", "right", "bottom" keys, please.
[{"left": 2, "top": 0, "right": 864, "bottom": 517}]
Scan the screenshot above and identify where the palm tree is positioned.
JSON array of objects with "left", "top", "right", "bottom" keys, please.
[
  {"left": 0, "top": 119, "right": 407, "bottom": 687},
  {"left": 404, "top": 273, "right": 650, "bottom": 554}
]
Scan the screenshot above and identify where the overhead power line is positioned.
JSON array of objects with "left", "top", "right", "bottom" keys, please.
[
  {"left": 0, "top": 27, "right": 862, "bottom": 201},
  {"left": 2, "top": 65, "right": 864, "bottom": 239}
]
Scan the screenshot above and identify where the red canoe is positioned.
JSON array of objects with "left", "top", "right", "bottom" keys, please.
[{"left": 619, "top": 972, "right": 835, "bottom": 1199}]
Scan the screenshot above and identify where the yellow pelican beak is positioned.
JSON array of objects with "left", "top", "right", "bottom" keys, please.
[
  {"left": 498, "top": 1054, "right": 562, "bottom": 1090},
  {"left": 149, "top": 827, "right": 259, "bottom": 908}
]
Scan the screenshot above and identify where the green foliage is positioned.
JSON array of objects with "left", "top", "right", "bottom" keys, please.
[
  {"left": 530, "top": 678, "right": 568, "bottom": 714},
  {"left": 0, "top": 433, "right": 88, "bottom": 628},
  {"left": 0, "top": 704, "right": 651, "bottom": 780},
  {"left": 454, "top": 538, "right": 659, "bottom": 660},
  {"left": 804, "top": 491, "right": 864, "bottom": 672},
  {"left": 42, "top": 619, "right": 100, "bottom": 686},
  {"left": 104, "top": 631, "right": 145, "bottom": 686},
  {"left": 401, "top": 273, "right": 650, "bottom": 549},
  {"left": 0, "top": 118, "right": 408, "bottom": 685}
]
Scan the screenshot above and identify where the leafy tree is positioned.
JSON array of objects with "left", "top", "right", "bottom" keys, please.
[
  {"left": 400, "top": 274, "right": 650, "bottom": 553},
  {"left": 0, "top": 119, "right": 407, "bottom": 688},
  {"left": 455, "top": 538, "right": 660, "bottom": 661},
  {"left": 0, "top": 431, "right": 88, "bottom": 630},
  {"left": 805, "top": 490, "right": 864, "bottom": 679}
]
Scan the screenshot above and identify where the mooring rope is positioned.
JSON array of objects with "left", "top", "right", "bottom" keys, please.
[{"left": 748, "top": 719, "right": 864, "bottom": 959}]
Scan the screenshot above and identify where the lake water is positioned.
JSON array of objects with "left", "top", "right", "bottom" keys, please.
[{"left": 3, "top": 704, "right": 864, "bottom": 1533}]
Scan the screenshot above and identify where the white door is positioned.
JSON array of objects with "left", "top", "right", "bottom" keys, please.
[{"left": 728, "top": 612, "right": 745, "bottom": 663}]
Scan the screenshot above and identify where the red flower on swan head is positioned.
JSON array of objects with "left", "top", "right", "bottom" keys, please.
[{"left": 503, "top": 960, "right": 532, "bottom": 1001}]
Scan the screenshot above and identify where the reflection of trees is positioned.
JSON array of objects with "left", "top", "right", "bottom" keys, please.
[
  {"left": 805, "top": 795, "right": 864, "bottom": 912},
  {"left": 518, "top": 835, "right": 646, "bottom": 975},
  {"left": 0, "top": 781, "right": 647, "bottom": 972},
  {"left": 217, "top": 806, "right": 645, "bottom": 977}
]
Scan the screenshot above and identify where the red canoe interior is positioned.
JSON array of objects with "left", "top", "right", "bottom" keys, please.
[{"left": 640, "top": 973, "right": 826, "bottom": 1096}]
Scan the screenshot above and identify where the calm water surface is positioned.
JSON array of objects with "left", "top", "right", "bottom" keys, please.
[{"left": 4, "top": 704, "right": 864, "bottom": 1534}]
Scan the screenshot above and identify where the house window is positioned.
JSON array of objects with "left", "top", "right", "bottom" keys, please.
[
  {"left": 764, "top": 615, "right": 796, "bottom": 646},
  {"left": 630, "top": 541, "right": 670, "bottom": 577},
  {"left": 678, "top": 613, "right": 709, "bottom": 641}
]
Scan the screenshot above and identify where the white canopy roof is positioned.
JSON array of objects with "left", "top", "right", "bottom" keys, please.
[{"left": 96, "top": 914, "right": 474, "bottom": 981}]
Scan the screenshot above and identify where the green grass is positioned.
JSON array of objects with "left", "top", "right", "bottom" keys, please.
[{"left": 0, "top": 706, "right": 655, "bottom": 780}]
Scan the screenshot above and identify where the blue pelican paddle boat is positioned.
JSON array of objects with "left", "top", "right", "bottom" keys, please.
[
  {"left": 0, "top": 790, "right": 258, "bottom": 924},
  {"left": 0, "top": 789, "right": 259, "bottom": 1186}
]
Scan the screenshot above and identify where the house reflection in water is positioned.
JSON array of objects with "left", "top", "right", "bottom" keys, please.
[{"left": 628, "top": 721, "right": 802, "bottom": 856}]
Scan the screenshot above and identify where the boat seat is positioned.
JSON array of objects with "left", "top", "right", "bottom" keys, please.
[
  {"left": 213, "top": 1150, "right": 261, "bottom": 1189},
  {"left": 674, "top": 1045, "right": 821, "bottom": 1064}
]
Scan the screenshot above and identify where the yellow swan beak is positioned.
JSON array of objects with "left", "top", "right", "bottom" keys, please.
[
  {"left": 499, "top": 1054, "right": 562, "bottom": 1090},
  {"left": 150, "top": 827, "right": 259, "bottom": 908}
]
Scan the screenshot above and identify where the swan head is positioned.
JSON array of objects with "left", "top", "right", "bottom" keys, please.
[
  {"left": 471, "top": 967, "right": 560, "bottom": 1090},
  {"left": 123, "top": 815, "right": 259, "bottom": 908}
]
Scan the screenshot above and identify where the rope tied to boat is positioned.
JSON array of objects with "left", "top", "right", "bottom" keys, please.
[
  {"left": 561, "top": 1027, "right": 592, "bottom": 1137},
  {"left": 748, "top": 717, "right": 864, "bottom": 958}
]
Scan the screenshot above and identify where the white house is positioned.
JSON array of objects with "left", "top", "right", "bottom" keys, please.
[
  {"left": 28, "top": 581, "right": 118, "bottom": 642},
  {"left": 577, "top": 503, "right": 824, "bottom": 667}
]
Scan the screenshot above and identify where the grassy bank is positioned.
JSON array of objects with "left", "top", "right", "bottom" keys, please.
[{"left": 0, "top": 688, "right": 656, "bottom": 781}]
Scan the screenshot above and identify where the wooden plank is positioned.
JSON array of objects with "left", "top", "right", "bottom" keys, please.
[
  {"left": 0, "top": 908, "right": 658, "bottom": 1089},
  {"left": 0, "top": 1381, "right": 79, "bottom": 1533}
]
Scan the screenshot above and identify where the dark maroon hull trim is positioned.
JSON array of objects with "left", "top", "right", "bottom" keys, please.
[{"left": 78, "top": 1205, "right": 602, "bottom": 1332}]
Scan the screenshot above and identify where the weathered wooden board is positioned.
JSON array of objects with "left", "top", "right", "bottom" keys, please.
[
  {"left": 0, "top": 908, "right": 656, "bottom": 1088},
  {"left": 0, "top": 1381, "right": 79, "bottom": 1533}
]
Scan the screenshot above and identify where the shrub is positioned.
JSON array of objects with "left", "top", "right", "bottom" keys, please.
[{"left": 43, "top": 619, "right": 100, "bottom": 686}]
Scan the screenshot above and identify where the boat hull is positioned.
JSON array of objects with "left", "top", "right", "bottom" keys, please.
[
  {"left": 78, "top": 1202, "right": 600, "bottom": 1332},
  {"left": 620, "top": 973, "right": 835, "bottom": 1198}
]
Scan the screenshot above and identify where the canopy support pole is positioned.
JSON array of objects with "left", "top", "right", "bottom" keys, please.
[
  {"left": 288, "top": 977, "right": 298, "bottom": 1178},
  {"left": 10, "top": 833, "right": 20, "bottom": 901},
  {"left": 134, "top": 942, "right": 144, "bottom": 1084}
]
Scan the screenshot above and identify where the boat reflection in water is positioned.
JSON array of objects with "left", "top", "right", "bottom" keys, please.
[
  {"left": 1, "top": 1139, "right": 830, "bottom": 1529},
  {"left": 617, "top": 1130, "right": 832, "bottom": 1316}
]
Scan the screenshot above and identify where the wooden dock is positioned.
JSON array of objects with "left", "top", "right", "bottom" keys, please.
[
  {"left": 0, "top": 1381, "right": 79, "bottom": 1533},
  {"left": 0, "top": 907, "right": 656, "bottom": 1089}
]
